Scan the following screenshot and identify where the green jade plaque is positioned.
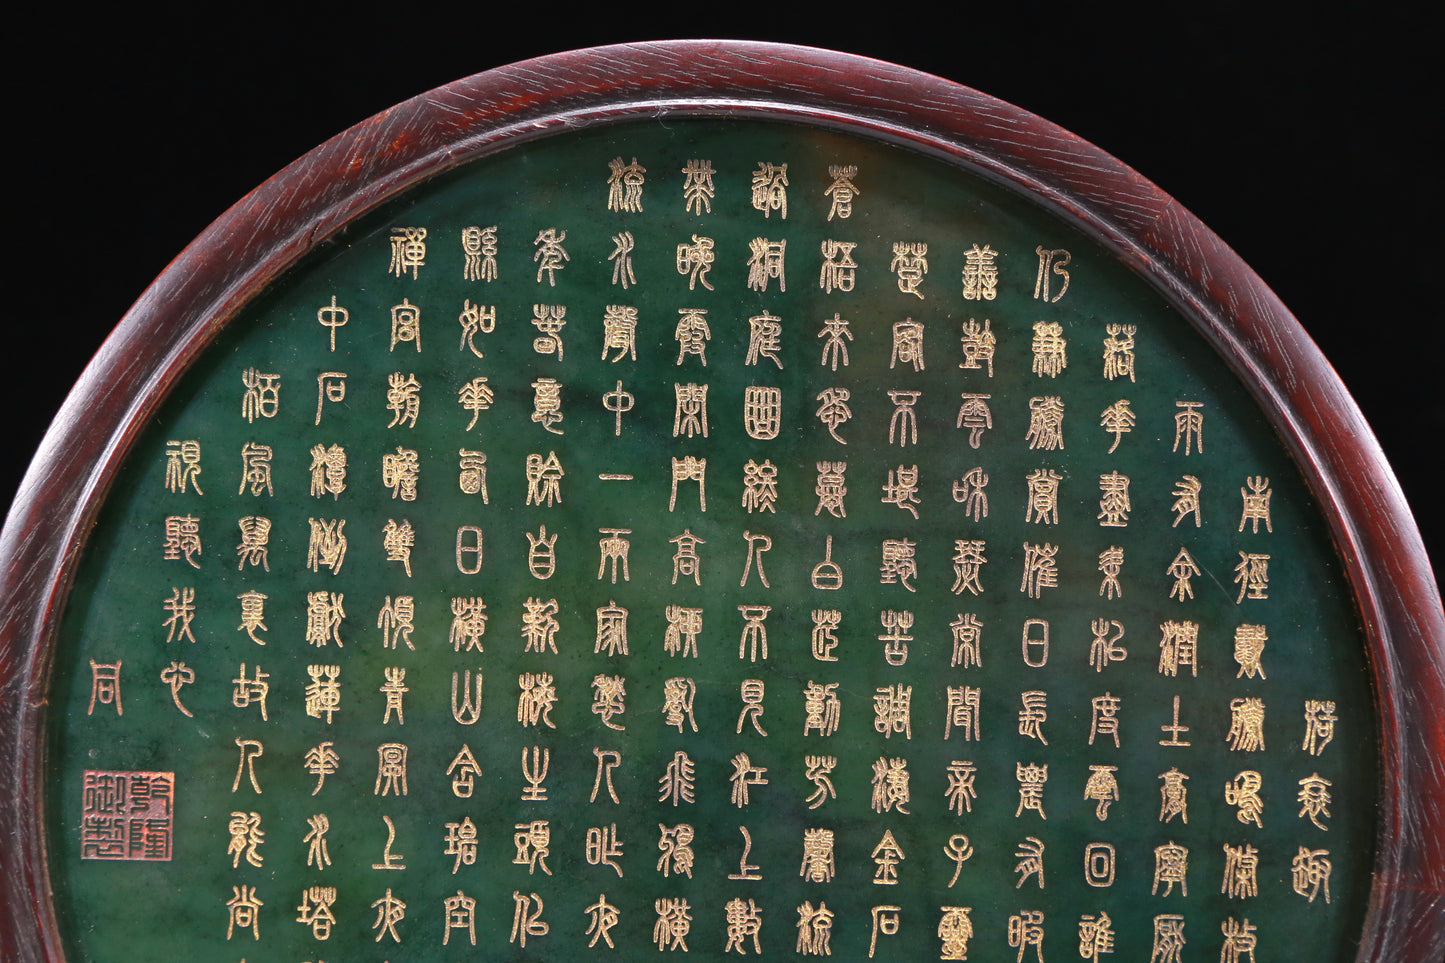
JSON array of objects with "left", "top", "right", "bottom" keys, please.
[{"left": 47, "top": 120, "right": 1375, "bottom": 961}]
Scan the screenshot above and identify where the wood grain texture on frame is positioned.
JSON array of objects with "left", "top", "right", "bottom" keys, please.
[{"left": 1, "top": 40, "right": 1441, "bottom": 961}]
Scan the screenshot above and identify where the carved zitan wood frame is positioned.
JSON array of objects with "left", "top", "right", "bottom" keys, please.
[{"left": 1, "top": 40, "right": 1441, "bottom": 961}]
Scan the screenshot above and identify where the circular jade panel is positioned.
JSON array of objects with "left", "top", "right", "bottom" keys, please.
[{"left": 47, "top": 119, "right": 1374, "bottom": 962}]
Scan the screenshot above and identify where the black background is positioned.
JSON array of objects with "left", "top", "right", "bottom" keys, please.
[{"left": 9, "top": 9, "right": 1440, "bottom": 570}]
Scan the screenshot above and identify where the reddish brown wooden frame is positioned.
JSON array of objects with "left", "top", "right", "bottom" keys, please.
[{"left": 1, "top": 40, "right": 1440, "bottom": 961}]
